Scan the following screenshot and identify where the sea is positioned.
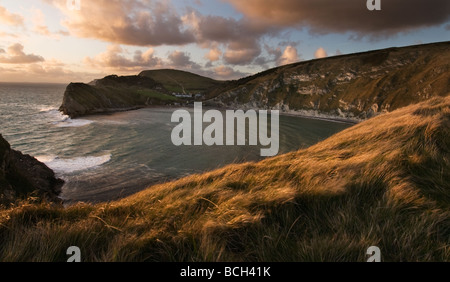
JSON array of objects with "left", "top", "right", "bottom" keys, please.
[{"left": 0, "top": 82, "right": 351, "bottom": 203}]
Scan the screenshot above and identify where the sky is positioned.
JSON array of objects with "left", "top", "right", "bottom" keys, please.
[{"left": 0, "top": 0, "right": 449, "bottom": 83}]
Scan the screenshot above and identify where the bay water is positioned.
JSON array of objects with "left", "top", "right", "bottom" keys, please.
[{"left": 0, "top": 83, "right": 351, "bottom": 203}]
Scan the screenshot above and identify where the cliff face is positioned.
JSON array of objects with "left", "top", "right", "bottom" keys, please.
[
  {"left": 0, "top": 135, "right": 63, "bottom": 205},
  {"left": 207, "top": 42, "right": 450, "bottom": 121}
]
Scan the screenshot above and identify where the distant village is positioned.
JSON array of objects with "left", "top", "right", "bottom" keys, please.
[{"left": 172, "top": 92, "right": 204, "bottom": 99}]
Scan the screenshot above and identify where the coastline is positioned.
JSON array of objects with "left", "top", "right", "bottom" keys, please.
[
  {"left": 276, "top": 110, "right": 361, "bottom": 124},
  {"left": 68, "top": 103, "right": 362, "bottom": 125},
  {"left": 200, "top": 103, "right": 362, "bottom": 125}
]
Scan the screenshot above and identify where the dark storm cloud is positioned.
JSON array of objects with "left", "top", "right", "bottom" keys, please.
[{"left": 227, "top": 0, "right": 450, "bottom": 37}]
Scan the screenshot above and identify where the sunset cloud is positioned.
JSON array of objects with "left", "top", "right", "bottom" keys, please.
[
  {"left": 0, "top": 43, "right": 44, "bottom": 64},
  {"left": 32, "top": 9, "right": 51, "bottom": 36},
  {"left": 168, "top": 50, "right": 201, "bottom": 69},
  {"left": 212, "top": 65, "right": 247, "bottom": 80},
  {"left": 205, "top": 46, "right": 222, "bottom": 62},
  {"left": 227, "top": 0, "right": 450, "bottom": 37},
  {"left": 84, "top": 45, "right": 205, "bottom": 74},
  {"left": 223, "top": 39, "right": 261, "bottom": 65},
  {"left": 46, "top": 1, "right": 278, "bottom": 65},
  {"left": 49, "top": 0, "right": 196, "bottom": 46},
  {"left": 0, "top": 5, "right": 24, "bottom": 26},
  {"left": 314, "top": 47, "right": 328, "bottom": 59},
  {"left": 278, "top": 45, "right": 299, "bottom": 65},
  {"left": 29, "top": 8, "right": 70, "bottom": 38},
  {"left": 0, "top": 57, "right": 100, "bottom": 83},
  {"left": 84, "top": 45, "right": 163, "bottom": 71}
]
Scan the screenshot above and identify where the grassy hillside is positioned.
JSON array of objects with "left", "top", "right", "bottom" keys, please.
[
  {"left": 139, "top": 69, "right": 225, "bottom": 94},
  {"left": 208, "top": 41, "right": 450, "bottom": 121},
  {"left": 1, "top": 95, "right": 449, "bottom": 262}
]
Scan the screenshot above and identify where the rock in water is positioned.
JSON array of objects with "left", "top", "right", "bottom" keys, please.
[{"left": 0, "top": 134, "right": 64, "bottom": 206}]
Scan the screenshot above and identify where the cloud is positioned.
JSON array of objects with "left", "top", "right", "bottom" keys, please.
[
  {"left": 212, "top": 65, "right": 247, "bottom": 80},
  {"left": 168, "top": 50, "right": 201, "bottom": 69},
  {"left": 47, "top": 1, "right": 277, "bottom": 65},
  {"left": 205, "top": 46, "right": 222, "bottom": 62},
  {"left": 0, "top": 31, "right": 18, "bottom": 38},
  {"left": 84, "top": 45, "right": 163, "bottom": 71},
  {"left": 48, "top": 0, "right": 196, "bottom": 46},
  {"left": 0, "top": 5, "right": 24, "bottom": 26},
  {"left": 314, "top": 47, "right": 327, "bottom": 59},
  {"left": 0, "top": 43, "right": 45, "bottom": 64},
  {"left": 278, "top": 45, "right": 299, "bottom": 65},
  {"left": 183, "top": 11, "right": 277, "bottom": 64},
  {"left": 0, "top": 60, "right": 101, "bottom": 83},
  {"left": 227, "top": 0, "right": 450, "bottom": 38},
  {"left": 223, "top": 39, "right": 261, "bottom": 65},
  {"left": 32, "top": 9, "right": 51, "bottom": 36},
  {"left": 83, "top": 45, "right": 247, "bottom": 81},
  {"left": 186, "top": 12, "right": 272, "bottom": 43},
  {"left": 85, "top": 45, "right": 203, "bottom": 74},
  {"left": 262, "top": 45, "right": 282, "bottom": 64},
  {"left": 30, "top": 8, "right": 70, "bottom": 38}
]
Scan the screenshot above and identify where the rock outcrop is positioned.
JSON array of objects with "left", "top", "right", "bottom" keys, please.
[
  {"left": 59, "top": 75, "right": 164, "bottom": 118},
  {"left": 0, "top": 134, "right": 64, "bottom": 206}
]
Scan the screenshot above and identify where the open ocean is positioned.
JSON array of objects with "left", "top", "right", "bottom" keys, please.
[{"left": 0, "top": 82, "right": 351, "bottom": 203}]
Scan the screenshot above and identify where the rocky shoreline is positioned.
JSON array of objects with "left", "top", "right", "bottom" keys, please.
[{"left": 0, "top": 134, "right": 64, "bottom": 206}]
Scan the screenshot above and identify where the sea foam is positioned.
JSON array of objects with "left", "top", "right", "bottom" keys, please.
[
  {"left": 37, "top": 154, "right": 111, "bottom": 174},
  {"left": 40, "top": 108, "right": 93, "bottom": 128}
]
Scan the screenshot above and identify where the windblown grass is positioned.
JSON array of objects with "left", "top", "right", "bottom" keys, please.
[{"left": 1, "top": 96, "right": 449, "bottom": 262}]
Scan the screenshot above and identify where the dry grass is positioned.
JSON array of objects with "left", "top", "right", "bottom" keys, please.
[{"left": 1, "top": 96, "right": 449, "bottom": 262}]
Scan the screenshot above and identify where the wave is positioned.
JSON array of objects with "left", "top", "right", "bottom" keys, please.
[
  {"left": 39, "top": 106, "right": 58, "bottom": 113},
  {"left": 37, "top": 154, "right": 111, "bottom": 174},
  {"left": 96, "top": 119, "right": 129, "bottom": 125},
  {"left": 54, "top": 117, "right": 93, "bottom": 128},
  {"left": 40, "top": 108, "right": 93, "bottom": 127}
]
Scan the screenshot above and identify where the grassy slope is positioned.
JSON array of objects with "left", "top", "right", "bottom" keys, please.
[
  {"left": 139, "top": 69, "right": 225, "bottom": 94},
  {"left": 1, "top": 96, "right": 449, "bottom": 262}
]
